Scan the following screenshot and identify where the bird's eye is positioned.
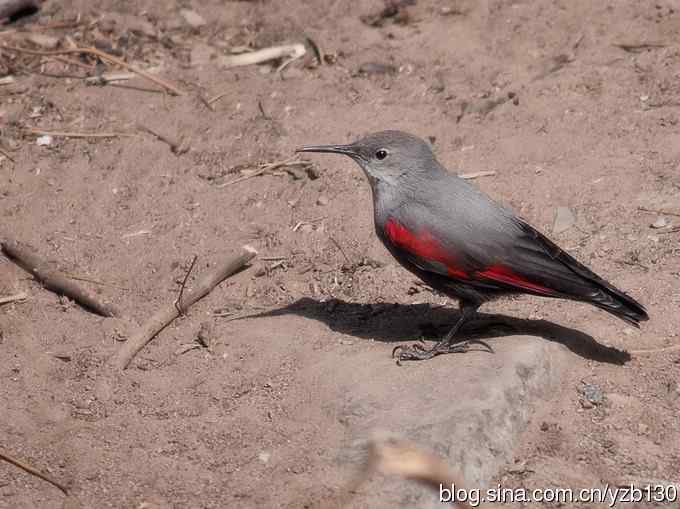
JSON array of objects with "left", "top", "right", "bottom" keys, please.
[{"left": 375, "top": 149, "right": 388, "bottom": 160}]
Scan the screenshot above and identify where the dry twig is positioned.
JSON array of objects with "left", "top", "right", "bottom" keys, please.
[
  {"left": 206, "top": 90, "right": 229, "bottom": 105},
  {"left": 0, "top": 291, "right": 27, "bottom": 305},
  {"left": 1, "top": 44, "right": 184, "bottom": 95},
  {"left": 0, "top": 449, "right": 68, "bottom": 495},
  {"left": 1, "top": 239, "right": 119, "bottom": 317},
  {"left": 174, "top": 254, "right": 198, "bottom": 315},
  {"left": 613, "top": 42, "right": 666, "bottom": 53},
  {"left": 217, "top": 157, "right": 308, "bottom": 187},
  {"left": 220, "top": 43, "right": 306, "bottom": 71},
  {"left": 0, "top": 146, "right": 15, "bottom": 162},
  {"left": 630, "top": 345, "right": 680, "bottom": 355},
  {"left": 111, "top": 246, "right": 257, "bottom": 370},
  {"left": 138, "top": 123, "right": 190, "bottom": 154},
  {"left": 25, "top": 127, "right": 134, "bottom": 139},
  {"left": 459, "top": 171, "right": 496, "bottom": 180},
  {"left": 637, "top": 206, "right": 680, "bottom": 218}
]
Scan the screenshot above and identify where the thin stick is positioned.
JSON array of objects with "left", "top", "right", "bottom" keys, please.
[
  {"left": 207, "top": 90, "right": 229, "bottom": 105},
  {"left": 137, "top": 124, "right": 189, "bottom": 154},
  {"left": 174, "top": 254, "right": 197, "bottom": 315},
  {"left": 219, "top": 43, "right": 306, "bottom": 69},
  {"left": 329, "top": 235, "right": 350, "bottom": 264},
  {"left": 630, "top": 344, "right": 680, "bottom": 355},
  {"left": 1, "top": 44, "right": 184, "bottom": 96},
  {"left": 0, "top": 146, "right": 15, "bottom": 162},
  {"left": 0, "top": 291, "right": 27, "bottom": 305},
  {"left": 25, "top": 127, "right": 134, "bottom": 138},
  {"left": 112, "top": 246, "right": 257, "bottom": 370},
  {"left": 217, "top": 158, "right": 307, "bottom": 187},
  {"left": 459, "top": 170, "right": 496, "bottom": 180},
  {"left": 1, "top": 240, "right": 119, "bottom": 317},
  {"left": 637, "top": 206, "right": 680, "bottom": 218},
  {"left": 0, "top": 449, "right": 69, "bottom": 495}
]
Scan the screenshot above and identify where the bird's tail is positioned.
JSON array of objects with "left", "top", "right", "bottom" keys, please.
[
  {"left": 513, "top": 218, "right": 649, "bottom": 327},
  {"left": 584, "top": 279, "right": 649, "bottom": 327}
]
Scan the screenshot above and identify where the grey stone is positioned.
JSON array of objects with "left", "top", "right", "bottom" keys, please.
[
  {"left": 580, "top": 382, "right": 604, "bottom": 406},
  {"left": 300, "top": 337, "right": 560, "bottom": 507}
]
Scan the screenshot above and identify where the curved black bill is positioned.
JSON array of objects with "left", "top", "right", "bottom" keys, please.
[{"left": 295, "top": 144, "right": 356, "bottom": 156}]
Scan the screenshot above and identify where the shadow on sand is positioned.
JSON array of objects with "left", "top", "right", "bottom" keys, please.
[{"left": 241, "top": 297, "right": 630, "bottom": 365}]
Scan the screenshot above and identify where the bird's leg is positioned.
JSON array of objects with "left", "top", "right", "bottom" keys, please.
[{"left": 392, "top": 303, "right": 492, "bottom": 363}]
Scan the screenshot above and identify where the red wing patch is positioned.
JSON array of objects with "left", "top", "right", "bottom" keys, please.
[
  {"left": 385, "top": 218, "right": 556, "bottom": 294},
  {"left": 477, "top": 264, "right": 555, "bottom": 295},
  {"left": 384, "top": 218, "right": 469, "bottom": 278}
]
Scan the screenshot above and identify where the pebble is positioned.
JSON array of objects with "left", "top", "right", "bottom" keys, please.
[
  {"left": 258, "top": 451, "right": 271, "bottom": 464},
  {"left": 179, "top": 9, "right": 207, "bottom": 28},
  {"left": 651, "top": 216, "right": 668, "bottom": 229},
  {"left": 553, "top": 206, "right": 576, "bottom": 234},
  {"left": 580, "top": 382, "right": 604, "bottom": 406},
  {"left": 317, "top": 195, "right": 329, "bottom": 206},
  {"left": 36, "top": 135, "right": 53, "bottom": 146}
]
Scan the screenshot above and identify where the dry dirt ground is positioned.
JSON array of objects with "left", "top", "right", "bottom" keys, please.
[{"left": 1, "top": 0, "right": 680, "bottom": 507}]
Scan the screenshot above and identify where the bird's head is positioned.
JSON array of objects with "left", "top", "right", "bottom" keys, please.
[{"left": 296, "top": 130, "right": 441, "bottom": 186}]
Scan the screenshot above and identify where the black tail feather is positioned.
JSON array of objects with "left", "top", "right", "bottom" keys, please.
[{"left": 515, "top": 218, "right": 649, "bottom": 326}]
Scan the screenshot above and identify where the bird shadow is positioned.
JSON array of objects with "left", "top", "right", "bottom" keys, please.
[{"left": 242, "top": 297, "right": 630, "bottom": 365}]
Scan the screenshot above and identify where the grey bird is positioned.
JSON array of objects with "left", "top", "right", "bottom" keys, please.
[{"left": 297, "top": 131, "right": 648, "bottom": 362}]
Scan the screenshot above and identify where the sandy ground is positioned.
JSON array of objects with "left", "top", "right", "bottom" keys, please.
[{"left": 1, "top": 0, "right": 680, "bottom": 507}]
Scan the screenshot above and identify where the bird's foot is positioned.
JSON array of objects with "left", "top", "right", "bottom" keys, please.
[{"left": 391, "top": 338, "right": 493, "bottom": 365}]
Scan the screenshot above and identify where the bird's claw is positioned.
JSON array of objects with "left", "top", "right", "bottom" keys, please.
[{"left": 392, "top": 338, "right": 494, "bottom": 365}]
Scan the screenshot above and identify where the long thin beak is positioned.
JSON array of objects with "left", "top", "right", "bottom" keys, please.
[{"left": 295, "top": 144, "right": 356, "bottom": 156}]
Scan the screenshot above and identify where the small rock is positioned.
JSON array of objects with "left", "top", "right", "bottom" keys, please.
[
  {"left": 553, "top": 206, "right": 576, "bottom": 234},
  {"left": 579, "top": 382, "right": 604, "bottom": 406},
  {"left": 317, "top": 195, "right": 329, "bottom": 206},
  {"left": 26, "top": 34, "right": 60, "bottom": 50},
  {"left": 637, "top": 423, "right": 649, "bottom": 435},
  {"left": 179, "top": 9, "right": 207, "bottom": 29},
  {"left": 36, "top": 135, "right": 53, "bottom": 146},
  {"left": 258, "top": 451, "right": 271, "bottom": 464},
  {"left": 651, "top": 216, "right": 668, "bottom": 229},
  {"left": 253, "top": 264, "right": 266, "bottom": 277},
  {"left": 305, "top": 165, "right": 321, "bottom": 180}
]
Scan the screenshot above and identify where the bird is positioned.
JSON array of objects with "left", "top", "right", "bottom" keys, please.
[{"left": 296, "top": 131, "right": 648, "bottom": 362}]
